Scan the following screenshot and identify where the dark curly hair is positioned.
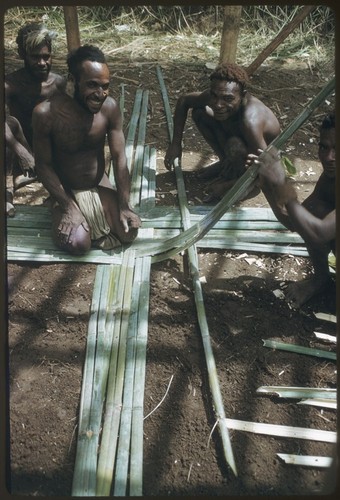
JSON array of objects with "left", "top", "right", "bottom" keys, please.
[
  {"left": 210, "top": 62, "right": 249, "bottom": 91},
  {"left": 320, "top": 111, "right": 335, "bottom": 131},
  {"left": 16, "top": 23, "right": 56, "bottom": 59},
  {"left": 67, "top": 45, "right": 107, "bottom": 80}
]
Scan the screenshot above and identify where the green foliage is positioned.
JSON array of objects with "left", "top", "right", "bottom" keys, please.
[{"left": 281, "top": 156, "right": 297, "bottom": 176}]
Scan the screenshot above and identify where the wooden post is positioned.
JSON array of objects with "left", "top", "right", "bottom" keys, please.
[
  {"left": 219, "top": 6, "right": 242, "bottom": 64},
  {"left": 246, "top": 5, "right": 315, "bottom": 76},
  {"left": 63, "top": 6, "right": 81, "bottom": 51}
]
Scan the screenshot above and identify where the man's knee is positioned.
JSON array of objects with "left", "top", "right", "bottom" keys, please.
[
  {"left": 53, "top": 225, "right": 92, "bottom": 256},
  {"left": 119, "top": 227, "right": 139, "bottom": 244},
  {"left": 225, "top": 136, "right": 247, "bottom": 156}
]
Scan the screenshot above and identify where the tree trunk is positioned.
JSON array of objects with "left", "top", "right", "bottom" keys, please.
[
  {"left": 219, "top": 6, "right": 242, "bottom": 64},
  {"left": 63, "top": 6, "right": 81, "bottom": 52}
]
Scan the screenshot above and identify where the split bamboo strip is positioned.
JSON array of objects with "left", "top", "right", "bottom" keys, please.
[
  {"left": 298, "top": 399, "right": 337, "bottom": 410},
  {"left": 96, "top": 250, "right": 136, "bottom": 496},
  {"left": 114, "top": 146, "right": 156, "bottom": 495},
  {"left": 108, "top": 83, "right": 126, "bottom": 185},
  {"left": 129, "top": 147, "right": 156, "bottom": 495},
  {"left": 257, "top": 386, "right": 336, "bottom": 400},
  {"left": 96, "top": 87, "right": 147, "bottom": 494},
  {"left": 277, "top": 454, "right": 333, "bottom": 468},
  {"left": 314, "top": 312, "right": 337, "bottom": 323},
  {"left": 72, "top": 265, "right": 110, "bottom": 496},
  {"left": 148, "top": 227, "right": 303, "bottom": 244},
  {"left": 157, "top": 65, "right": 237, "bottom": 476},
  {"left": 130, "top": 90, "right": 149, "bottom": 207},
  {"left": 81, "top": 265, "right": 117, "bottom": 494},
  {"left": 262, "top": 339, "right": 336, "bottom": 360},
  {"left": 125, "top": 88, "right": 144, "bottom": 173},
  {"left": 129, "top": 257, "right": 151, "bottom": 495},
  {"left": 224, "top": 418, "right": 336, "bottom": 443},
  {"left": 113, "top": 255, "right": 142, "bottom": 496},
  {"left": 137, "top": 74, "right": 336, "bottom": 262},
  {"left": 314, "top": 332, "right": 337, "bottom": 343}
]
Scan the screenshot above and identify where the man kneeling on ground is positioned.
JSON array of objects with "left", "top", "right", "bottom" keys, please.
[{"left": 32, "top": 44, "right": 141, "bottom": 255}]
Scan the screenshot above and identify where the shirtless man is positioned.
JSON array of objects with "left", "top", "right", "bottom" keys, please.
[
  {"left": 5, "top": 22, "right": 66, "bottom": 192},
  {"left": 251, "top": 111, "right": 335, "bottom": 307},
  {"left": 32, "top": 44, "right": 141, "bottom": 255},
  {"left": 164, "top": 62, "right": 280, "bottom": 201}
]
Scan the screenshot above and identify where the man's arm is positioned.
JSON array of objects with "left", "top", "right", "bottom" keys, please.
[
  {"left": 164, "top": 91, "right": 207, "bottom": 169},
  {"left": 32, "top": 102, "right": 77, "bottom": 211},
  {"left": 256, "top": 148, "right": 336, "bottom": 244}
]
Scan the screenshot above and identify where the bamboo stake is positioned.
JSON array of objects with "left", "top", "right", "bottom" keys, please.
[
  {"left": 224, "top": 418, "right": 336, "bottom": 443},
  {"left": 262, "top": 339, "right": 336, "bottom": 360},
  {"left": 257, "top": 386, "right": 336, "bottom": 400},
  {"left": 157, "top": 64, "right": 237, "bottom": 477},
  {"left": 298, "top": 399, "right": 336, "bottom": 410},
  {"left": 277, "top": 454, "right": 333, "bottom": 468}
]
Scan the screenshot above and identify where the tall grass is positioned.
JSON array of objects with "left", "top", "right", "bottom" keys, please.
[{"left": 3, "top": 5, "right": 334, "bottom": 67}]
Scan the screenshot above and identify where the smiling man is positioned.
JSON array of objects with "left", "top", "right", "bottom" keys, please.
[
  {"left": 5, "top": 23, "right": 66, "bottom": 190},
  {"left": 32, "top": 45, "right": 141, "bottom": 255},
  {"left": 164, "top": 62, "right": 280, "bottom": 201}
]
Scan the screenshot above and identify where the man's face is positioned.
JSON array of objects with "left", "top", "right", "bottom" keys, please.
[
  {"left": 75, "top": 60, "right": 110, "bottom": 114},
  {"left": 208, "top": 79, "right": 245, "bottom": 121},
  {"left": 318, "top": 127, "right": 335, "bottom": 179},
  {"left": 25, "top": 44, "right": 51, "bottom": 81}
]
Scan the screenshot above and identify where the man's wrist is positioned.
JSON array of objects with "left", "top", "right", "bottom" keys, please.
[{"left": 273, "top": 181, "right": 298, "bottom": 206}]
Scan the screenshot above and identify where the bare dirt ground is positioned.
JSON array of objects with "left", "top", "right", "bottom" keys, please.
[{"left": 5, "top": 49, "right": 337, "bottom": 496}]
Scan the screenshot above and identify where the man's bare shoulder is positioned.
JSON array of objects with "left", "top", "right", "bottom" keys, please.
[
  {"left": 34, "top": 93, "right": 73, "bottom": 116},
  {"left": 101, "top": 96, "right": 123, "bottom": 121},
  {"left": 181, "top": 89, "right": 210, "bottom": 108},
  {"left": 5, "top": 68, "right": 27, "bottom": 89}
]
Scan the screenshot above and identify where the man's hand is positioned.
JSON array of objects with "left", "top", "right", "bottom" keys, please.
[
  {"left": 247, "top": 147, "right": 286, "bottom": 188},
  {"left": 120, "top": 207, "right": 141, "bottom": 233},
  {"left": 58, "top": 203, "right": 90, "bottom": 245},
  {"left": 164, "top": 143, "right": 182, "bottom": 170}
]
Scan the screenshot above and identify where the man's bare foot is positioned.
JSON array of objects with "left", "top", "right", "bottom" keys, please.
[
  {"left": 285, "top": 275, "right": 333, "bottom": 308},
  {"left": 197, "top": 161, "right": 222, "bottom": 180},
  {"left": 14, "top": 174, "right": 37, "bottom": 190}
]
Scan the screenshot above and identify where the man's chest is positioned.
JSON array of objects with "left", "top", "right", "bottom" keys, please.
[{"left": 52, "top": 110, "right": 106, "bottom": 152}]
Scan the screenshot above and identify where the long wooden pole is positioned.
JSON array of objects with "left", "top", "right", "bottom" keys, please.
[
  {"left": 246, "top": 5, "right": 315, "bottom": 76},
  {"left": 219, "top": 6, "right": 242, "bottom": 64},
  {"left": 63, "top": 6, "right": 81, "bottom": 51}
]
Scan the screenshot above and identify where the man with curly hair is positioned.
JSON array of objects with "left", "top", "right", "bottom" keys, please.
[
  {"left": 250, "top": 111, "right": 335, "bottom": 307},
  {"left": 164, "top": 62, "right": 280, "bottom": 202},
  {"left": 5, "top": 23, "right": 66, "bottom": 195},
  {"left": 32, "top": 45, "right": 141, "bottom": 255}
]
